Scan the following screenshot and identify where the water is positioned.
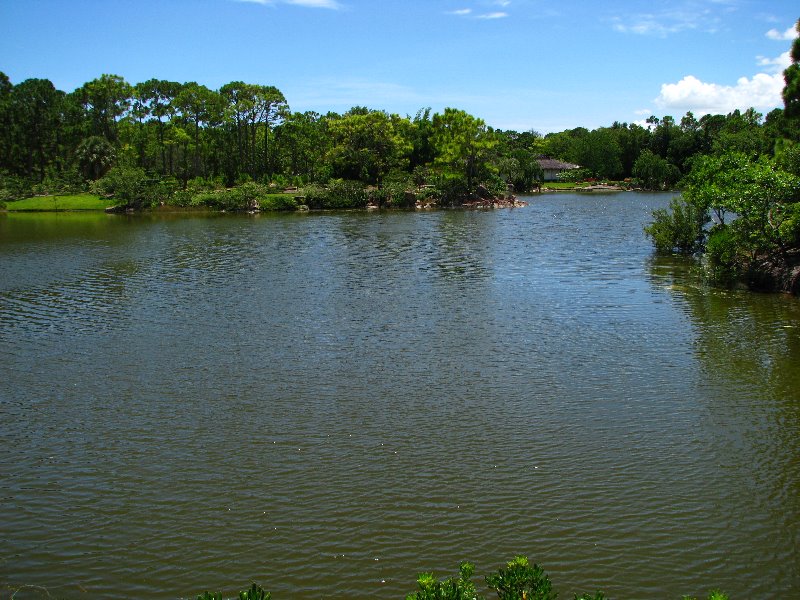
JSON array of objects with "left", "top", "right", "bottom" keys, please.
[{"left": 1, "top": 194, "right": 798, "bottom": 599}]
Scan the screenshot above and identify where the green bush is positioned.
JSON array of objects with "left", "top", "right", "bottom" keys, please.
[
  {"left": 371, "top": 181, "right": 415, "bottom": 208},
  {"left": 193, "top": 557, "right": 729, "bottom": 600},
  {"left": 644, "top": 195, "right": 709, "bottom": 254},
  {"left": 406, "top": 561, "right": 480, "bottom": 600},
  {"left": 485, "top": 555, "right": 556, "bottom": 600},
  {"left": 435, "top": 175, "right": 470, "bottom": 206},
  {"left": 683, "top": 591, "right": 729, "bottom": 600},
  {"left": 301, "top": 180, "right": 368, "bottom": 209},
  {"left": 326, "top": 179, "right": 368, "bottom": 209},
  {"left": 91, "top": 166, "right": 158, "bottom": 209},
  {"left": 557, "top": 167, "right": 593, "bottom": 183},
  {"left": 483, "top": 173, "right": 509, "bottom": 198},
  {"left": 197, "top": 582, "right": 271, "bottom": 600},
  {"left": 776, "top": 201, "right": 800, "bottom": 248},
  {"left": 259, "top": 194, "right": 299, "bottom": 211},
  {"left": 0, "top": 171, "right": 33, "bottom": 202},
  {"left": 705, "top": 224, "right": 740, "bottom": 283}
]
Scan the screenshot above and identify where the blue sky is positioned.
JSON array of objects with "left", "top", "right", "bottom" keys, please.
[{"left": 0, "top": 0, "right": 797, "bottom": 132}]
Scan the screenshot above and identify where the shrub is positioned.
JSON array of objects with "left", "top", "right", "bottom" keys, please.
[
  {"left": 435, "top": 175, "right": 470, "bottom": 206},
  {"left": 91, "top": 166, "right": 161, "bottom": 209},
  {"left": 557, "top": 167, "right": 593, "bottom": 183},
  {"left": 644, "top": 195, "right": 709, "bottom": 254},
  {"left": 0, "top": 172, "right": 33, "bottom": 202},
  {"left": 197, "top": 582, "right": 271, "bottom": 600},
  {"left": 301, "top": 180, "right": 368, "bottom": 209},
  {"left": 371, "top": 181, "right": 415, "bottom": 208},
  {"left": 406, "top": 561, "right": 480, "bottom": 600},
  {"left": 776, "top": 201, "right": 800, "bottom": 248},
  {"left": 705, "top": 224, "right": 740, "bottom": 284},
  {"left": 194, "top": 558, "right": 728, "bottom": 600},
  {"left": 326, "top": 179, "right": 368, "bottom": 209},
  {"left": 485, "top": 555, "right": 556, "bottom": 600},
  {"left": 483, "top": 173, "right": 509, "bottom": 198},
  {"left": 259, "top": 194, "right": 299, "bottom": 211}
]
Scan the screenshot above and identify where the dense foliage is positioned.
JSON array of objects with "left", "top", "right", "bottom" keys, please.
[
  {"left": 1, "top": 25, "right": 798, "bottom": 210},
  {"left": 643, "top": 20, "right": 800, "bottom": 294},
  {"left": 0, "top": 73, "right": 537, "bottom": 207}
]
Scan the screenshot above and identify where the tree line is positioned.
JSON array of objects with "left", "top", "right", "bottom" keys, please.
[{"left": 1, "top": 55, "right": 798, "bottom": 209}]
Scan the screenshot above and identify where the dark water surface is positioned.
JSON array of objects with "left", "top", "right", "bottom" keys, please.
[{"left": 1, "top": 194, "right": 798, "bottom": 599}]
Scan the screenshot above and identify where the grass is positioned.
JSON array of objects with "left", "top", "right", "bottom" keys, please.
[
  {"left": 541, "top": 182, "right": 590, "bottom": 189},
  {"left": 5, "top": 194, "right": 117, "bottom": 211}
]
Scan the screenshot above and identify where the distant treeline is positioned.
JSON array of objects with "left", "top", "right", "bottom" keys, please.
[{"left": 1, "top": 67, "right": 798, "bottom": 206}]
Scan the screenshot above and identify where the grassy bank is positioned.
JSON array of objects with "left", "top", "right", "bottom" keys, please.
[{"left": 5, "top": 194, "right": 116, "bottom": 211}]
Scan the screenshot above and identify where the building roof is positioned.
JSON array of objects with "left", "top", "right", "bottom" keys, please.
[{"left": 537, "top": 158, "right": 580, "bottom": 170}]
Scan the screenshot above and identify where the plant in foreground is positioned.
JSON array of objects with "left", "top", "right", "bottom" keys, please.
[
  {"left": 197, "top": 582, "right": 271, "bottom": 600},
  {"left": 485, "top": 556, "right": 556, "bottom": 600},
  {"left": 192, "top": 559, "right": 730, "bottom": 599}
]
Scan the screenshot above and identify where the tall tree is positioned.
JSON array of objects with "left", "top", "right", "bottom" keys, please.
[
  {"left": 8, "top": 78, "right": 64, "bottom": 179},
  {"left": 134, "top": 79, "right": 183, "bottom": 174},
  {"left": 327, "top": 109, "right": 411, "bottom": 184},
  {"left": 175, "top": 83, "right": 223, "bottom": 180},
  {"left": 74, "top": 74, "right": 133, "bottom": 143},
  {"left": 782, "top": 19, "right": 800, "bottom": 121},
  {"left": 432, "top": 108, "right": 497, "bottom": 189},
  {"left": 0, "top": 72, "right": 12, "bottom": 172},
  {"left": 274, "top": 111, "right": 330, "bottom": 183},
  {"left": 219, "top": 82, "right": 287, "bottom": 180}
]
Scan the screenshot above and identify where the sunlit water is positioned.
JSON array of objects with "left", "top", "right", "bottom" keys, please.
[{"left": 1, "top": 194, "right": 798, "bottom": 599}]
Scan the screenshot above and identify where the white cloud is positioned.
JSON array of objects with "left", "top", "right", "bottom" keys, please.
[
  {"left": 611, "top": 3, "right": 728, "bottom": 37},
  {"left": 476, "top": 12, "right": 509, "bottom": 19},
  {"left": 654, "top": 71, "right": 784, "bottom": 115},
  {"left": 448, "top": 2, "right": 510, "bottom": 19},
  {"left": 613, "top": 16, "right": 695, "bottom": 37},
  {"left": 756, "top": 51, "right": 792, "bottom": 74},
  {"left": 236, "top": 0, "right": 341, "bottom": 9},
  {"left": 766, "top": 25, "right": 798, "bottom": 41}
]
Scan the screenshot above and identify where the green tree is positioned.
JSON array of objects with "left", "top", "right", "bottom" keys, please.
[
  {"left": 75, "top": 135, "right": 116, "bottom": 180},
  {"left": 410, "top": 107, "right": 436, "bottom": 171},
  {"left": 219, "top": 82, "right": 288, "bottom": 180},
  {"left": 485, "top": 556, "right": 556, "bottom": 600},
  {"left": 74, "top": 74, "right": 134, "bottom": 142},
  {"left": 274, "top": 110, "right": 330, "bottom": 183},
  {"left": 327, "top": 109, "right": 412, "bottom": 184},
  {"left": 8, "top": 78, "right": 65, "bottom": 179},
  {"left": 406, "top": 561, "right": 483, "bottom": 600},
  {"left": 0, "top": 72, "right": 12, "bottom": 172},
  {"left": 134, "top": 79, "right": 183, "bottom": 174},
  {"left": 432, "top": 107, "right": 497, "bottom": 190},
  {"left": 782, "top": 19, "right": 800, "bottom": 119},
  {"left": 633, "top": 149, "right": 680, "bottom": 190},
  {"left": 571, "top": 127, "right": 623, "bottom": 179},
  {"left": 683, "top": 152, "right": 800, "bottom": 256},
  {"left": 612, "top": 121, "right": 651, "bottom": 178},
  {"left": 710, "top": 108, "right": 769, "bottom": 157},
  {"left": 644, "top": 194, "right": 709, "bottom": 254},
  {"left": 175, "top": 83, "right": 224, "bottom": 180}
]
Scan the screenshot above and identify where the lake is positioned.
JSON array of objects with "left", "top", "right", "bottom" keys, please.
[{"left": 1, "top": 193, "right": 798, "bottom": 599}]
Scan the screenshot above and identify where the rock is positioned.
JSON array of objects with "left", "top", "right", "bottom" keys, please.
[{"left": 476, "top": 184, "right": 493, "bottom": 200}]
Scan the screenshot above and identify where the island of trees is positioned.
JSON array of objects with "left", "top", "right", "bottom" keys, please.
[{"left": 1, "top": 20, "right": 799, "bottom": 293}]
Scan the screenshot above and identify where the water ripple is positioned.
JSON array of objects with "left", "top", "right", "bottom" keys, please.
[{"left": 1, "top": 199, "right": 799, "bottom": 599}]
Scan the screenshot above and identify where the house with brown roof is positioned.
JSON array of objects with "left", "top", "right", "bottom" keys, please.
[{"left": 536, "top": 157, "right": 580, "bottom": 182}]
